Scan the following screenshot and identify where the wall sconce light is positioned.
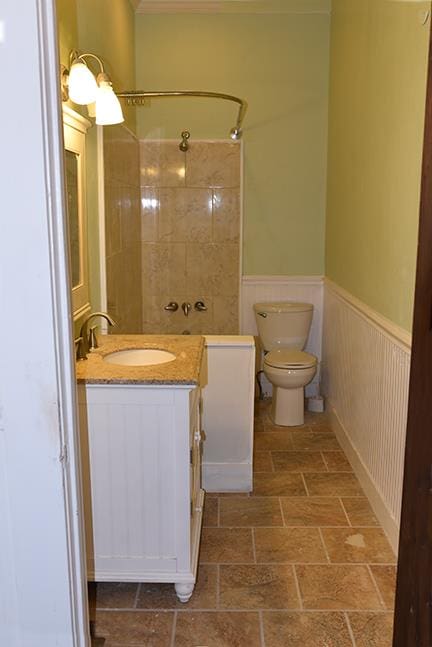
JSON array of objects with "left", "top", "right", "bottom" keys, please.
[{"left": 61, "top": 50, "right": 124, "bottom": 126}]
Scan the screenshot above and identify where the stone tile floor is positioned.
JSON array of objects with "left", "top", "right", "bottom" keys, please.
[{"left": 89, "top": 399, "right": 396, "bottom": 646}]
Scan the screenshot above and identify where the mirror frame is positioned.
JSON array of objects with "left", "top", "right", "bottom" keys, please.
[{"left": 63, "top": 105, "right": 92, "bottom": 321}]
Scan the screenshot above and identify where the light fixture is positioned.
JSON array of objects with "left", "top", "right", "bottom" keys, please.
[{"left": 61, "top": 50, "right": 124, "bottom": 126}]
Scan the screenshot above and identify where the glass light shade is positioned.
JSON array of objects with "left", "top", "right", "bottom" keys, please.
[
  {"left": 68, "top": 62, "right": 98, "bottom": 105},
  {"left": 95, "top": 81, "right": 124, "bottom": 125}
]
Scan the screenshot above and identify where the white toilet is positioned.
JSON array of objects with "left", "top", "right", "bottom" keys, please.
[{"left": 253, "top": 301, "right": 317, "bottom": 426}]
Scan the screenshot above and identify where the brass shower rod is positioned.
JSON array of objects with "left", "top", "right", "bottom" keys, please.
[{"left": 116, "top": 90, "right": 248, "bottom": 139}]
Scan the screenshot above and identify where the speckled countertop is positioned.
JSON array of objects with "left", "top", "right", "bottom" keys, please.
[{"left": 75, "top": 334, "right": 205, "bottom": 385}]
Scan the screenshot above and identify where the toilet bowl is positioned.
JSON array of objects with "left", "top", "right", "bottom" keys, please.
[
  {"left": 264, "top": 348, "right": 317, "bottom": 426},
  {"left": 253, "top": 301, "right": 318, "bottom": 427}
]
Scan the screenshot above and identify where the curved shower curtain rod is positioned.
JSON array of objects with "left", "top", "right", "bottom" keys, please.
[{"left": 116, "top": 90, "right": 248, "bottom": 139}]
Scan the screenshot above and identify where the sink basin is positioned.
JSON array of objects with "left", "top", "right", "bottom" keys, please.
[{"left": 103, "top": 348, "right": 176, "bottom": 367}]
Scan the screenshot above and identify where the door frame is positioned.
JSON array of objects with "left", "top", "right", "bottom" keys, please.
[
  {"left": 0, "top": 2, "right": 89, "bottom": 645},
  {"left": 393, "top": 18, "right": 432, "bottom": 647}
]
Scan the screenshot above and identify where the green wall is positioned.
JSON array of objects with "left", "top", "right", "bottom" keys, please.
[
  {"left": 134, "top": 13, "right": 330, "bottom": 276},
  {"left": 56, "top": 0, "right": 136, "bottom": 325},
  {"left": 326, "top": 0, "right": 430, "bottom": 331}
]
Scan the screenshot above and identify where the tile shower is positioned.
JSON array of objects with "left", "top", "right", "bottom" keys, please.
[{"left": 104, "top": 135, "right": 241, "bottom": 335}]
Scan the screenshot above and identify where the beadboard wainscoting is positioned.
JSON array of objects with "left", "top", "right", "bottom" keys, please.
[
  {"left": 241, "top": 275, "right": 324, "bottom": 397},
  {"left": 322, "top": 280, "right": 412, "bottom": 552}
]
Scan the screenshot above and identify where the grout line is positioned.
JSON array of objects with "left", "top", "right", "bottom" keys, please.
[
  {"left": 216, "top": 564, "right": 220, "bottom": 609},
  {"left": 133, "top": 583, "right": 141, "bottom": 609},
  {"left": 259, "top": 609, "right": 266, "bottom": 647},
  {"left": 278, "top": 497, "right": 285, "bottom": 527},
  {"left": 300, "top": 472, "right": 310, "bottom": 496},
  {"left": 99, "top": 606, "right": 392, "bottom": 614},
  {"left": 340, "top": 498, "right": 353, "bottom": 526},
  {"left": 170, "top": 610, "right": 177, "bottom": 647},
  {"left": 317, "top": 528, "right": 331, "bottom": 564},
  {"left": 292, "top": 564, "right": 303, "bottom": 611},
  {"left": 198, "top": 560, "right": 397, "bottom": 567},
  {"left": 320, "top": 451, "right": 329, "bottom": 471},
  {"left": 251, "top": 528, "right": 257, "bottom": 564},
  {"left": 270, "top": 451, "right": 275, "bottom": 472},
  {"left": 344, "top": 611, "right": 357, "bottom": 647},
  {"left": 217, "top": 497, "right": 221, "bottom": 527},
  {"left": 367, "top": 564, "right": 387, "bottom": 610}
]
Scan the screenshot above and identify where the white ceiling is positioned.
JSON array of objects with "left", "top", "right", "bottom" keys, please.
[{"left": 132, "top": 0, "right": 331, "bottom": 14}]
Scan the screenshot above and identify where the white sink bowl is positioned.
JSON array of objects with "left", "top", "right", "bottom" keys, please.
[{"left": 103, "top": 348, "right": 176, "bottom": 367}]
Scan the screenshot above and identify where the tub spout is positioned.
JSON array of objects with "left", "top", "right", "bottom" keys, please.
[{"left": 182, "top": 302, "right": 192, "bottom": 317}]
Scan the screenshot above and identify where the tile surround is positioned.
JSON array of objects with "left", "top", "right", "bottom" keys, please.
[
  {"left": 90, "top": 403, "right": 397, "bottom": 646},
  {"left": 104, "top": 126, "right": 142, "bottom": 333},
  {"left": 140, "top": 140, "right": 241, "bottom": 334}
]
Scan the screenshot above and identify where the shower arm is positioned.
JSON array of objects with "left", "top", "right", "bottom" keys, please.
[{"left": 116, "top": 90, "right": 248, "bottom": 137}]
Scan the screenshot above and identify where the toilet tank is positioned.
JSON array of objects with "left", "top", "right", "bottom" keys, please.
[{"left": 253, "top": 302, "right": 313, "bottom": 351}]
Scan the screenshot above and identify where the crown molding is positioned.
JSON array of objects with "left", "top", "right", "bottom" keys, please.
[{"left": 134, "top": 0, "right": 331, "bottom": 15}]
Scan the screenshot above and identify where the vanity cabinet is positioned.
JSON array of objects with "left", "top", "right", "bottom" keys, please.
[{"left": 78, "top": 382, "right": 204, "bottom": 602}]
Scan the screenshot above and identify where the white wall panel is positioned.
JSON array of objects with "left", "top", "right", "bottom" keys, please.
[{"left": 322, "top": 280, "right": 411, "bottom": 550}]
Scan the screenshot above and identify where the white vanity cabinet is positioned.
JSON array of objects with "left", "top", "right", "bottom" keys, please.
[{"left": 78, "top": 382, "right": 204, "bottom": 602}]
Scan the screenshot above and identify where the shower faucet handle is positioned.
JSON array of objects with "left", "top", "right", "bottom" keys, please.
[
  {"left": 164, "top": 301, "right": 179, "bottom": 312},
  {"left": 194, "top": 300, "right": 207, "bottom": 312}
]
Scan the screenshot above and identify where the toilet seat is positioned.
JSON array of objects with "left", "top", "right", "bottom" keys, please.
[{"left": 264, "top": 349, "right": 317, "bottom": 370}]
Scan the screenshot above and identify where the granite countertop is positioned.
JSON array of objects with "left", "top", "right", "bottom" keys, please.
[{"left": 75, "top": 334, "right": 205, "bottom": 385}]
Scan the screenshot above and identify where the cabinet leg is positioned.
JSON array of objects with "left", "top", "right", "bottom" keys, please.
[{"left": 175, "top": 582, "right": 195, "bottom": 603}]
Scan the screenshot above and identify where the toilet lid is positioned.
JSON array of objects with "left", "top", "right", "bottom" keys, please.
[{"left": 264, "top": 349, "right": 317, "bottom": 369}]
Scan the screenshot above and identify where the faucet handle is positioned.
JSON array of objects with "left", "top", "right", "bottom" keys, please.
[
  {"left": 88, "top": 325, "right": 99, "bottom": 351},
  {"left": 74, "top": 336, "right": 86, "bottom": 361},
  {"left": 164, "top": 301, "right": 179, "bottom": 312},
  {"left": 194, "top": 300, "right": 207, "bottom": 312}
]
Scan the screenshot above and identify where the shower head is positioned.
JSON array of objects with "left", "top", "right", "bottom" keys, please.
[
  {"left": 230, "top": 127, "right": 242, "bottom": 141},
  {"left": 179, "top": 130, "right": 190, "bottom": 151}
]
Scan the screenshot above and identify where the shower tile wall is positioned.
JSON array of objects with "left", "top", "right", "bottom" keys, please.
[
  {"left": 140, "top": 141, "right": 241, "bottom": 334},
  {"left": 104, "top": 127, "right": 142, "bottom": 333}
]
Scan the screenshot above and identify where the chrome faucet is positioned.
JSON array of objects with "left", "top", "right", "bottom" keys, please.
[
  {"left": 181, "top": 302, "right": 192, "bottom": 317},
  {"left": 76, "top": 311, "right": 116, "bottom": 360}
]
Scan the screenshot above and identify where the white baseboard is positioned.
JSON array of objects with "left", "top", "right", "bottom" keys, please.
[
  {"left": 203, "top": 462, "right": 252, "bottom": 492},
  {"left": 328, "top": 401, "right": 399, "bottom": 554}
]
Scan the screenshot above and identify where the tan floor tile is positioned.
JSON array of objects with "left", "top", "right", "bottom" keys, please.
[
  {"left": 342, "top": 497, "right": 379, "bottom": 526},
  {"left": 253, "top": 451, "right": 274, "bottom": 472},
  {"left": 253, "top": 417, "right": 265, "bottom": 432},
  {"left": 272, "top": 451, "right": 327, "bottom": 472},
  {"left": 174, "top": 611, "right": 261, "bottom": 646},
  {"left": 206, "top": 491, "right": 249, "bottom": 497},
  {"left": 252, "top": 472, "right": 306, "bottom": 497},
  {"left": 304, "top": 473, "right": 363, "bottom": 496},
  {"left": 203, "top": 497, "right": 219, "bottom": 526},
  {"left": 304, "top": 411, "right": 331, "bottom": 427},
  {"left": 296, "top": 564, "right": 383, "bottom": 610},
  {"left": 370, "top": 565, "right": 397, "bottom": 609},
  {"left": 254, "top": 431, "right": 293, "bottom": 451},
  {"left": 92, "top": 610, "right": 174, "bottom": 646},
  {"left": 89, "top": 582, "right": 138, "bottom": 610},
  {"left": 255, "top": 527, "right": 327, "bottom": 563},
  {"left": 264, "top": 422, "right": 306, "bottom": 432},
  {"left": 219, "top": 564, "right": 300, "bottom": 609},
  {"left": 322, "top": 451, "right": 353, "bottom": 471},
  {"left": 280, "top": 497, "right": 349, "bottom": 526},
  {"left": 321, "top": 528, "right": 395, "bottom": 564},
  {"left": 291, "top": 431, "right": 341, "bottom": 451},
  {"left": 200, "top": 528, "right": 254, "bottom": 563},
  {"left": 348, "top": 612, "right": 394, "bottom": 646},
  {"left": 136, "top": 565, "right": 217, "bottom": 609},
  {"left": 220, "top": 496, "right": 283, "bottom": 526},
  {"left": 263, "top": 611, "right": 353, "bottom": 646}
]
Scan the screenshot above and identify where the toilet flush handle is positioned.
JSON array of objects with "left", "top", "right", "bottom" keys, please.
[{"left": 257, "top": 312, "right": 267, "bottom": 318}]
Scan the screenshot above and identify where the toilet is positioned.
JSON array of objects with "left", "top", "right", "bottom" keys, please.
[{"left": 253, "top": 301, "right": 317, "bottom": 426}]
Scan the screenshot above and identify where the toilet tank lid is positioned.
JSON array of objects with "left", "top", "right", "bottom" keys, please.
[{"left": 253, "top": 301, "right": 313, "bottom": 314}]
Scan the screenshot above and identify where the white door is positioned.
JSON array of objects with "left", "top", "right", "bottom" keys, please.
[{"left": 0, "top": 2, "right": 89, "bottom": 645}]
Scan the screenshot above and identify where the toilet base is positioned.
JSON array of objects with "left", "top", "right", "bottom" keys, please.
[{"left": 271, "top": 386, "right": 305, "bottom": 427}]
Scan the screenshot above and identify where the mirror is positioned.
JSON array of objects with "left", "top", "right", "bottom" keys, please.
[{"left": 63, "top": 106, "right": 92, "bottom": 320}]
